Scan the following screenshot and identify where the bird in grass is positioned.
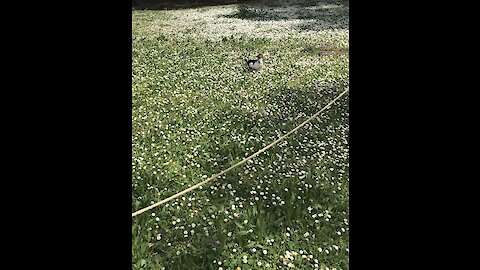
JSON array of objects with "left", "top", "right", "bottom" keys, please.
[{"left": 247, "top": 53, "right": 268, "bottom": 71}]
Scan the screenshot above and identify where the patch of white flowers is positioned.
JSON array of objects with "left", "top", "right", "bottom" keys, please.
[{"left": 132, "top": 0, "right": 348, "bottom": 269}]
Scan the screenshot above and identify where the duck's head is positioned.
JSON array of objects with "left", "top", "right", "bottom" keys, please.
[{"left": 257, "top": 53, "right": 269, "bottom": 60}]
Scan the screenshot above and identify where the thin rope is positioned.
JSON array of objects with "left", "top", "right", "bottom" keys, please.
[{"left": 132, "top": 87, "right": 349, "bottom": 217}]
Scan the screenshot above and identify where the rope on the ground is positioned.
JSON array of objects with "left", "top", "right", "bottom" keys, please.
[{"left": 132, "top": 87, "right": 349, "bottom": 218}]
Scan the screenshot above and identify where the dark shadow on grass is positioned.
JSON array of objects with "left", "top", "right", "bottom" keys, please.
[
  {"left": 132, "top": 1, "right": 349, "bottom": 31},
  {"left": 223, "top": 0, "right": 349, "bottom": 31},
  {"left": 132, "top": 0, "right": 258, "bottom": 10}
]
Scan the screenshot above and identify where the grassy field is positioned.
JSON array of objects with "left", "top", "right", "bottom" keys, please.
[{"left": 132, "top": 0, "right": 349, "bottom": 269}]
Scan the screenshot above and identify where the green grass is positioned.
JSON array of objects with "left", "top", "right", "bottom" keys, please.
[{"left": 132, "top": 1, "right": 349, "bottom": 269}]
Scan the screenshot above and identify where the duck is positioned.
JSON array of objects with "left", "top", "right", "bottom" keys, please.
[{"left": 247, "top": 53, "right": 267, "bottom": 71}]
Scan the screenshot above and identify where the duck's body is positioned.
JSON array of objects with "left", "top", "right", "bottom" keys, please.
[
  {"left": 247, "top": 58, "right": 263, "bottom": 70},
  {"left": 247, "top": 53, "right": 265, "bottom": 70}
]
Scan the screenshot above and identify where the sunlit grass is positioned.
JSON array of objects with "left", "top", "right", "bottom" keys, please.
[{"left": 132, "top": 1, "right": 349, "bottom": 269}]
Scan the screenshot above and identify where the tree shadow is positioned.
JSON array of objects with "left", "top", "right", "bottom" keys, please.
[
  {"left": 223, "top": 0, "right": 349, "bottom": 31},
  {"left": 132, "top": 0, "right": 258, "bottom": 10},
  {"left": 132, "top": 1, "right": 349, "bottom": 31}
]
